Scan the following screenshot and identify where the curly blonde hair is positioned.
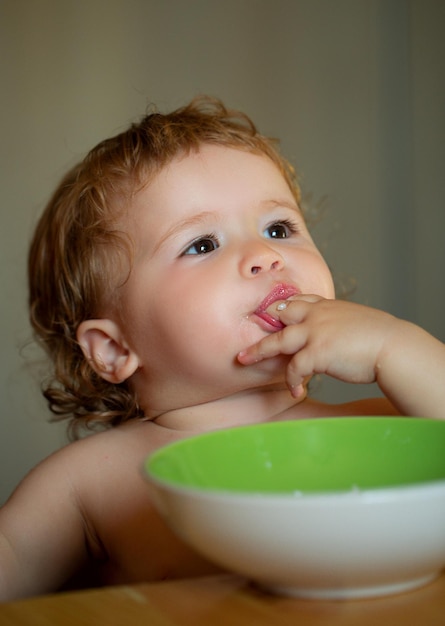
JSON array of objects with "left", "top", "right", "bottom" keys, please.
[{"left": 28, "top": 96, "right": 301, "bottom": 437}]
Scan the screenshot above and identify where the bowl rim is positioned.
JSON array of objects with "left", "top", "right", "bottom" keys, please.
[
  {"left": 146, "top": 470, "right": 445, "bottom": 503},
  {"left": 144, "top": 416, "right": 445, "bottom": 501}
]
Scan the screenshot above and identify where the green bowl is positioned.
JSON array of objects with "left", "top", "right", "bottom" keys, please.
[{"left": 145, "top": 417, "right": 445, "bottom": 599}]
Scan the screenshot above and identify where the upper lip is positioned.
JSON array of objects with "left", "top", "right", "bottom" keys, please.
[{"left": 254, "top": 283, "right": 299, "bottom": 315}]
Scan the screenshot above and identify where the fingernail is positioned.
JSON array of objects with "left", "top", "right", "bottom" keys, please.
[{"left": 277, "top": 302, "right": 288, "bottom": 311}]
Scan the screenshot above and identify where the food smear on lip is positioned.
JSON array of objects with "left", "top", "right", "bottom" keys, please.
[{"left": 253, "top": 284, "right": 299, "bottom": 331}]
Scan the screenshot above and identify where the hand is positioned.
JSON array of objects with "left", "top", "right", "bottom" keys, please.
[{"left": 238, "top": 295, "right": 399, "bottom": 397}]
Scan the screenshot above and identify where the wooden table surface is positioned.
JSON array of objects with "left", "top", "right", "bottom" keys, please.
[{"left": 1, "top": 572, "right": 445, "bottom": 625}]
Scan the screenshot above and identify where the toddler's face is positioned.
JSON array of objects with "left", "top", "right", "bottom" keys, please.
[{"left": 116, "top": 144, "right": 335, "bottom": 411}]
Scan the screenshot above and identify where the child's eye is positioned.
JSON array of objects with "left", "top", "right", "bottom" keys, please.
[
  {"left": 182, "top": 235, "right": 220, "bottom": 256},
  {"left": 264, "top": 219, "right": 298, "bottom": 239}
]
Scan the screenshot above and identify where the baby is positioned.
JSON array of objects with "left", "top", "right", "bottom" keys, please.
[{"left": 1, "top": 96, "right": 444, "bottom": 601}]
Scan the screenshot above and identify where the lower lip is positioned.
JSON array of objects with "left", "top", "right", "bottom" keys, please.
[{"left": 253, "top": 312, "right": 285, "bottom": 332}]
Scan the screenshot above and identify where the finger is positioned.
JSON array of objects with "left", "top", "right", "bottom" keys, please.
[
  {"left": 237, "top": 339, "right": 279, "bottom": 365},
  {"left": 288, "top": 382, "right": 306, "bottom": 399},
  {"left": 288, "top": 293, "right": 325, "bottom": 304},
  {"left": 265, "top": 299, "right": 306, "bottom": 325},
  {"left": 238, "top": 326, "right": 306, "bottom": 365},
  {"left": 265, "top": 294, "right": 325, "bottom": 324},
  {"left": 285, "top": 351, "right": 315, "bottom": 392}
]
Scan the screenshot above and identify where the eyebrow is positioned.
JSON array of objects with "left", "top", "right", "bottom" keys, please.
[
  {"left": 266, "top": 199, "right": 301, "bottom": 213},
  {"left": 153, "top": 210, "right": 221, "bottom": 255},
  {"left": 151, "top": 199, "right": 301, "bottom": 255}
]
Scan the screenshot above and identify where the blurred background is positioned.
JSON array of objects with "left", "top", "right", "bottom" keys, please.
[{"left": 1, "top": 0, "right": 444, "bottom": 503}]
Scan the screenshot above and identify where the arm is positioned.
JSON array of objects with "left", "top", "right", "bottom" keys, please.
[
  {"left": 0, "top": 445, "right": 91, "bottom": 601},
  {"left": 238, "top": 296, "right": 445, "bottom": 419}
]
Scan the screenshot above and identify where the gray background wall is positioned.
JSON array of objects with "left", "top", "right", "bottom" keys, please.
[{"left": 1, "top": 0, "right": 444, "bottom": 504}]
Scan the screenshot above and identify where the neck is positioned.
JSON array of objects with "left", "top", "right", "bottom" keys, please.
[{"left": 148, "top": 384, "right": 306, "bottom": 432}]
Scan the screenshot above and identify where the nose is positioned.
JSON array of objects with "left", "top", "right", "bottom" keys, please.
[{"left": 240, "top": 241, "right": 285, "bottom": 277}]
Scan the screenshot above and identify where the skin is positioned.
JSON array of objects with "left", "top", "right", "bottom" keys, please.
[{"left": 1, "top": 145, "right": 444, "bottom": 601}]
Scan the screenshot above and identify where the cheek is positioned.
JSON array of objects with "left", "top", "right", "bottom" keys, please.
[
  {"left": 146, "top": 295, "right": 237, "bottom": 360},
  {"left": 303, "top": 255, "right": 335, "bottom": 299},
  {"left": 320, "top": 273, "right": 336, "bottom": 300}
]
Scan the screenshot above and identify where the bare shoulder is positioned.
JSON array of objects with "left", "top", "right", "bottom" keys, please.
[
  {"left": 38, "top": 417, "right": 180, "bottom": 474},
  {"left": 5, "top": 419, "right": 168, "bottom": 496},
  {"left": 32, "top": 418, "right": 182, "bottom": 513},
  {"left": 0, "top": 419, "right": 163, "bottom": 538}
]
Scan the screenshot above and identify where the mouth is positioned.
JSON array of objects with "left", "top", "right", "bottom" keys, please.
[{"left": 253, "top": 283, "right": 300, "bottom": 331}]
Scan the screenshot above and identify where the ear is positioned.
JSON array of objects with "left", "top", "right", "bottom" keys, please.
[{"left": 76, "top": 319, "right": 140, "bottom": 384}]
